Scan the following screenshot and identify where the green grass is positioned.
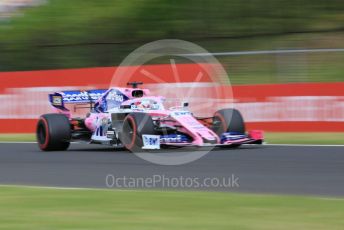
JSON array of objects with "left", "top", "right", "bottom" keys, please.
[
  {"left": 0, "top": 186, "right": 343, "bottom": 230},
  {"left": 1, "top": 133, "right": 344, "bottom": 145},
  {"left": 264, "top": 132, "right": 344, "bottom": 145},
  {"left": 0, "top": 134, "right": 36, "bottom": 142}
]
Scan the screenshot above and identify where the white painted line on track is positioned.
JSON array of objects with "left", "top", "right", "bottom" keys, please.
[
  {"left": 0, "top": 184, "right": 146, "bottom": 192},
  {"left": 264, "top": 144, "right": 344, "bottom": 147},
  {"left": 0, "top": 142, "right": 343, "bottom": 147},
  {"left": 0, "top": 141, "right": 36, "bottom": 144},
  {"left": 1, "top": 184, "right": 343, "bottom": 200},
  {"left": 0, "top": 184, "right": 192, "bottom": 194},
  {"left": 0, "top": 141, "right": 82, "bottom": 144}
]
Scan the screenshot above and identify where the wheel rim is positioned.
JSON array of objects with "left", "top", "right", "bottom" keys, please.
[
  {"left": 213, "top": 115, "right": 226, "bottom": 135},
  {"left": 122, "top": 116, "right": 136, "bottom": 150}
]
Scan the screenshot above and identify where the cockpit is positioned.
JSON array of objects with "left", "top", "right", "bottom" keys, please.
[{"left": 129, "top": 98, "right": 164, "bottom": 111}]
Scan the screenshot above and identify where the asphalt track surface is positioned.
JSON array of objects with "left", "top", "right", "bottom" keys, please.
[{"left": 0, "top": 143, "right": 343, "bottom": 196}]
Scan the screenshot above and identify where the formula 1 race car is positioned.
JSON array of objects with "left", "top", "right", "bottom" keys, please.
[{"left": 36, "top": 82, "right": 263, "bottom": 151}]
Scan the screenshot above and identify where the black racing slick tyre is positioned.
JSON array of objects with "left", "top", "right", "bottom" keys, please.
[
  {"left": 120, "top": 113, "right": 156, "bottom": 152},
  {"left": 212, "top": 109, "right": 246, "bottom": 148},
  {"left": 212, "top": 108, "right": 246, "bottom": 136},
  {"left": 36, "top": 114, "right": 71, "bottom": 151}
]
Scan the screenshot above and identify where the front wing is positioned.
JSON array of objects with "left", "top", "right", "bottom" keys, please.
[{"left": 142, "top": 130, "right": 264, "bottom": 149}]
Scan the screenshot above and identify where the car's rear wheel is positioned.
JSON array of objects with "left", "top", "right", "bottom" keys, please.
[
  {"left": 120, "top": 113, "right": 156, "bottom": 152},
  {"left": 36, "top": 114, "right": 71, "bottom": 151}
]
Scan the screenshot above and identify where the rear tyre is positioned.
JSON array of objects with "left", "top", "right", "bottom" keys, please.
[
  {"left": 36, "top": 114, "right": 71, "bottom": 151},
  {"left": 212, "top": 109, "right": 245, "bottom": 148},
  {"left": 120, "top": 113, "right": 156, "bottom": 152}
]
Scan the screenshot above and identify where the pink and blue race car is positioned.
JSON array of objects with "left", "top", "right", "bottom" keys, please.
[{"left": 36, "top": 82, "right": 264, "bottom": 151}]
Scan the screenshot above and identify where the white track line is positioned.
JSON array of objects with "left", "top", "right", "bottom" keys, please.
[
  {"left": 0, "top": 184, "right": 145, "bottom": 192},
  {"left": 0, "top": 184, "right": 192, "bottom": 194},
  {"left": 0, "top": 141, "right": 82, "bottom": 144},
  {"left": 264, "top": 144, "right": 344, "bottom": 147},
  {"left": 0, "top": 142, "right": 343, "bottom": 147},
  {"left": 0, "top": 141, "right": 36, "bottom": 144},
  {"left": 1, "top": 184, "right": 343, "bottom": 200}
]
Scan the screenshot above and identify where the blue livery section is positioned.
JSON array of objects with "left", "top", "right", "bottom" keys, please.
[
  {"left": 160, "top": 134, "right": 190, "bottom": 143},
  {"left": 94, "top": 89, "right": 129, "bottom": 112},
  {"left": 49, "top": 89, "right": 130, "bottom": 113},
  {"left": 60, "top": 89, "right": 107, "bottom": 103},
  {"left": 49, "top": 89, "right": 107, "bottom": 111},
  {"left": 220, "top": 132, "right": 247, "bottom": 144}
]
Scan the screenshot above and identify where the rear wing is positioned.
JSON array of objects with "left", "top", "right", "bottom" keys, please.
[{"left": 49, "top": 89, "right": 107, "bottom": 111}]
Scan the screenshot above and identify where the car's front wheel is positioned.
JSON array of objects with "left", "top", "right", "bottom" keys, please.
[
  {"left": 212, "top": 109, "right": 246, "bottom": 148},
  {"left": 120, "top": 113, "right": 156, "bottom": 152},
  {"left": 212, "top": 108, "right": 246, "bottom": 135}
]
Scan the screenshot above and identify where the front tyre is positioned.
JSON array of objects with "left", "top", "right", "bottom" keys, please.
[
  {"left": 120, "top": 113, "right": 156, "bottom": 152},
  {"left": 36, "top": 114, "right": 71, "bottom": 151},
  {"left": 212, "top": 109, "right": 245, "bottom": 148},
  {"left": 212, "top": 108, "right": 245, "bottom": 135}
]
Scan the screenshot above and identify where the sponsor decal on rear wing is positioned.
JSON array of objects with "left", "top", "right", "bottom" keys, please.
[
  {"left": 49, "top": 89, "right": 107, "bottom": 104},
  {"left": 49, "top": 89, "right": 107, "bottom": 110}
]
